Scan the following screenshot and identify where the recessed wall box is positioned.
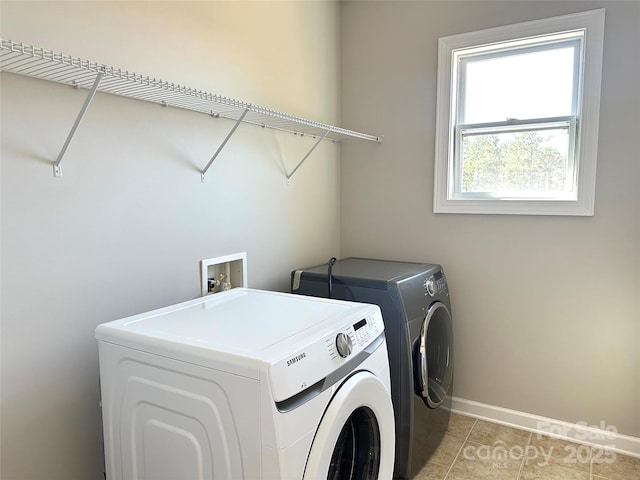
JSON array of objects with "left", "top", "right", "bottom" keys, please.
[{"left": 200, "top": 253, "right": 247, "bottom": 296}]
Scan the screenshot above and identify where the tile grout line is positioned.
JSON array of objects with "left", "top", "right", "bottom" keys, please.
[
  {"left": 515, "top": 432, "right": 533, "bottom": 480},
  {"left": 442, "top": 418, "right": 478, "bottom": 480}
]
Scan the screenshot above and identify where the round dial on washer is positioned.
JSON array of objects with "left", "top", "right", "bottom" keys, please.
[{"left": 335, "top": 332, "right": 353, "bottom": 358}]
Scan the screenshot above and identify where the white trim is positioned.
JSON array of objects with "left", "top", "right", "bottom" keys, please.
[
  {"left": 433, "top": 9, "right": 605, "bottom": 216},
  {"left": 450, "top": 396, "right": 640, "bottom": 459}
]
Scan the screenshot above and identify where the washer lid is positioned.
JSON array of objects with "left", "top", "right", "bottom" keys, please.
[{"left": 96, "top": 288, "right": 379, "bottom": 379}]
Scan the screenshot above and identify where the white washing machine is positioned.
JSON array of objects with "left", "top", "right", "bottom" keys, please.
[{"left": 96, "top": 288, "right": 395, "bottom": 480}]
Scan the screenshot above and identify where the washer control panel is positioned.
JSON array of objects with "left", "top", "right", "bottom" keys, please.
[
  {"left": 424, "top": 270, "right": 448, "bottom": 297},
  {"left": 270, "top": 305, "right": 384, "bottom": 402},
  {"left": 352, "top": 315, "right": 383, "bottom": 346},
  {"left": 325, "top": 313, "right": 384, "bottom": 361}
]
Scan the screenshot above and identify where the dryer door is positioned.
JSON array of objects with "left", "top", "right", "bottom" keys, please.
[
  {"left": 303, "top": 371, "right": 395, "bottom": 480},
  {"left": 416, "top": 301, "right": 453, "bottom": 409}
]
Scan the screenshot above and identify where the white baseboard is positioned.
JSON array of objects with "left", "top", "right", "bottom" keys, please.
[{"left": 450, "top": 396, "right": 640, "bottom": 459}]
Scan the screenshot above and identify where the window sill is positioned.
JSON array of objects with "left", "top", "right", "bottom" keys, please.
[{"left": 433, "top": 197, "right": 595, "bottom": 216}]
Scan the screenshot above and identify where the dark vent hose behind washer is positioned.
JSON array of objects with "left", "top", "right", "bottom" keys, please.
[{"left": 327, "top": 257, "right": 337, "bottom": 299}]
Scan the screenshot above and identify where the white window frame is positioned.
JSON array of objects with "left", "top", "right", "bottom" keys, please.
[{"left": 433, "top": 9, "right": 605, "bottom": 216}]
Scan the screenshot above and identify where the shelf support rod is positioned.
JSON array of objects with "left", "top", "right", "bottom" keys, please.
[
  {"left": 201, "top": 108, "right": 249, "bottom": 182},
  {"left": 53, "top": 72, "right": 104, "bottom": 177},
  {"left": 286, "top": 130, "right": 330, "bottom": 182}
]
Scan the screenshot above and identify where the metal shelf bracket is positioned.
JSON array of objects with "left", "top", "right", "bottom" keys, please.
[
  {"left": 201, "top": 108, "right": 249, "bottom": 182},
  {"left": 286, "top": 130, "right": 330, "bottom": 183},
  {"left": 53, "top": 71, "right": 104, "bottom": 177}
]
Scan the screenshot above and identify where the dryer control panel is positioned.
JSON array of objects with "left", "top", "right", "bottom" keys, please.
[{"left": 424, "top": 270, "right": 448, "bottom": 297}]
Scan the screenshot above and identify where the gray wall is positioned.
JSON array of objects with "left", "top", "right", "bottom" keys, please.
[
  {"left": 1, "top": 2, "right": 342, "bottom": 479},
  {"left": 341, "top": 0, "right": 640, "bottom": 437}
]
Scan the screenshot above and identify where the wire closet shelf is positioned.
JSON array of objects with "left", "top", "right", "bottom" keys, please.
[{"left": 0, "top": 38, "right": 382, "bottom": 180}]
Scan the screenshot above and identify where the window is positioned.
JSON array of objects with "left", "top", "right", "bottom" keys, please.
[{"left": 433, "top": 10, "right": 605, "bottom": 215}]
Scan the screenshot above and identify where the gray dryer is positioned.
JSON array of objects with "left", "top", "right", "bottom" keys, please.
[{"left": 291, "top": 257, "right": 454, "bottom": 479}]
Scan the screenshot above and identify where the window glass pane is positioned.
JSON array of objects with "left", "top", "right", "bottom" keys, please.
[
  {"left": 462, "top": 45, "right": 576, "bottom": 124},
  {"left": 460, "top": 128, "right": 571, "bottom": 194}
]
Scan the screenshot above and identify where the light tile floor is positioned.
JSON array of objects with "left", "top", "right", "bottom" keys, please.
[{"left": 413, "top": 414, "right": 640, "bottom": 480}]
